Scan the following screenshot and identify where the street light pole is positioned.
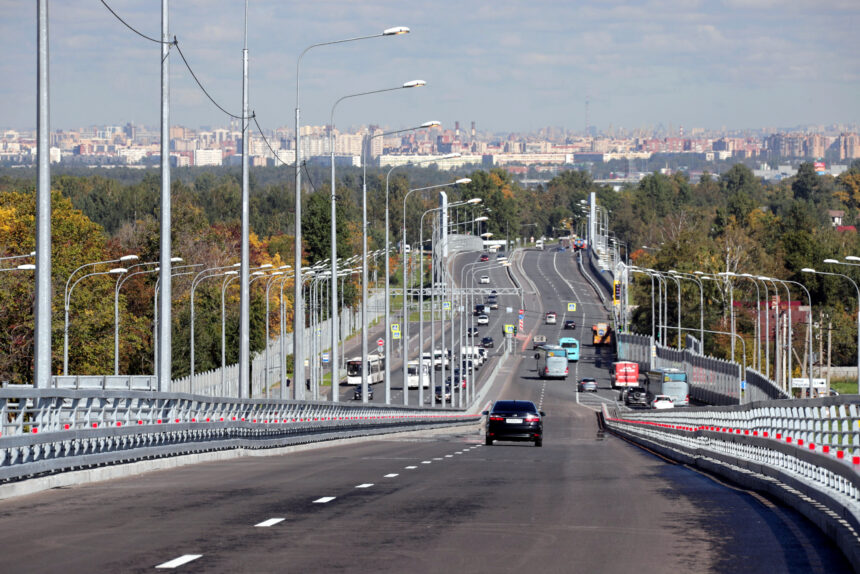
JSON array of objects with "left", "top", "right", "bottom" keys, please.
[{"left": 294, "top": 26, "right": 410, "bottom": 402}]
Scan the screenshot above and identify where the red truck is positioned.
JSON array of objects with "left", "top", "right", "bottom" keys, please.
[{"left": 610, "top": 361, "right": 639, "bottom": 389}]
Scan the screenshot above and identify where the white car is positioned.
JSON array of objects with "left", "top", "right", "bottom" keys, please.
[
  {"left": 477, "top": 314, "right": 489, "bottom": 325},
  {"left": 479, "top": 275, "right": 490, "bottom": 284},
  {"left": 651, "top": 395, "right": 674, "bottom": 410}
]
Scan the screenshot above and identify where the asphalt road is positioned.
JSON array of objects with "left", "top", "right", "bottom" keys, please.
[{"left": 0, "top": 246, "right": 849, "bottom": 573}]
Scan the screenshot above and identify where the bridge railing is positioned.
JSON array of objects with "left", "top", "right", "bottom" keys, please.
[
  {"left": 616, "top": 332, "right": 790, "bottom": 405},
  {"left": 0, "top": 388, "right": 477, "bottom": 484},
  {"left": 602, "top": 399, "right": 860, "bottom": 565}
]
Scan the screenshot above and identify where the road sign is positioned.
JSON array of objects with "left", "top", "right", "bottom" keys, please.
[
  {"left": 442, "top": 301, "right": 451, "bottom": 311},
  {"left": 377, "top": 338, "right": 384, "bottom": 347},
  {"left": 506, "top": 307, "right": 513, "bottom": 314},
  {"left": 322, "top": 352, "right": 330, "bottom": 364},
  {"left": 567, "top": 302, "right": 577, "bottom": 312},
  {"left": 391, "top": 323, "right": 400, "bottom": 334},
  {"left": 503, "top": 324, "right": 515, "bottom": 334}
]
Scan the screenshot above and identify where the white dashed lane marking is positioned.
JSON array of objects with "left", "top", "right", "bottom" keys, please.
[
  {"left": 355, "top": 484, "right": 373, "bottom": 489},
  {"left": 156, "top": 555, "right": 203, "bottom": 569},
  {"left": 255, "top": 518, "right": 285, "bottom": 527},
  {"left": 405, "top": 466, "right": 418, "bottom": 469},
  {"left": 384, "top": 474, "right": 399, "bottom": 478},
  {"left": 421, "top": 461, "right": 432, "bottom": 464},
  {"left": 313, "top": 497, "right": 336, "bottom": 504}
]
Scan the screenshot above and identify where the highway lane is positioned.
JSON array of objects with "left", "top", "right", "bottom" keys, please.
[{"left": 0, "top": 246, "right": 848, "bottom": 572}]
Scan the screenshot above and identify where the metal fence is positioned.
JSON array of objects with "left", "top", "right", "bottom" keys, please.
[
  {"left": 0, "top": 388, "right": 478, "bottom": 483},
  {"left": 616, "top": 333, "right": 789, "bottom": 405}
]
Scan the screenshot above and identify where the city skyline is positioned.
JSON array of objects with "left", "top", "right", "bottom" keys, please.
[{"left": 2, "top": 1, "right": 859, "bottom": 134}]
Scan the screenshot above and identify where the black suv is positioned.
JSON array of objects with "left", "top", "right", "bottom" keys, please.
[
  {"left": 623, "top": 386, "right": 648, "bottom": 407},
  {"left": 483, "top": 400, "right": 545, "bottom": 447},
  {"left": 481, "top": 336, "right": 494, "bottom": 348},
  {"left": 353, "top": 384, "right": 374, "bottom": 401}
]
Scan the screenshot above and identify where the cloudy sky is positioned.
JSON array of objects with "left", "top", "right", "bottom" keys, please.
[{"left": 2, "top": 0, "right": 858, "bottom": 134}]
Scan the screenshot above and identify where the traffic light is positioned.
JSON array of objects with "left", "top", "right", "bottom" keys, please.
[{"left": 613, "top": 280, "right": 621, "bottom": 304}]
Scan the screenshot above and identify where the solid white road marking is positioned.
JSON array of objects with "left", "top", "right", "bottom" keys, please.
[
  {"left": 355, "top": 483, "right": 374, "bottom": 489},
  {"left": 255, "top": 518, "right": 286, "bottom": 527},
  {"left": 405, "top": 465, "right": 417, "bottom": 469},
  {"left": 384, "top": 473, "right": 399, "bottom": 478},
  {"left": 156, "top": 555, "right": 203, "bottom": 569},
  {"left": 313, "top": 497, "right": 336, "bottom": 503}
]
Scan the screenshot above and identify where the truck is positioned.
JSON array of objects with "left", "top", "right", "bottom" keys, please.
[
  {"left": 610, "top": 361, "right": 639, "bottom": 389},
  {"left": 532, "top": 335, "right": 547, "bottom": 350},
  {"left": 592, "top": 322, "right": 614, "bottom": 346}
]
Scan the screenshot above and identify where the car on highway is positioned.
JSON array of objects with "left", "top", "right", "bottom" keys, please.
[
  {"left": 353, "top": 384, "right": 373, "bottom": 400},
  {"left": 496, "top": 253, "right": 506, "bottom": 261},
  {"left": 577, "top": 377, "right": 598, "bottom": 392},
  {"left": 532, "top": 334, "right": 547, "bottom": 349},
  {"left": 651, "top": 394, "right": 674, "bottom": 409},
  {"left": 545, "top": 311, "right": 557, "bottom": 325},
  {"left": 481, "top": 336, "right": 494, "bottom": 348},
  {"left": 467, "top": 326, "right": 480, "bottom": 337},
  {"left": 477, "top": 314, "right": 489, "bottom": 325},
  {"left": 435, "top": 384, "right": 453, "bottom": 402},
  {"left": 483, "top": 400, "right": 545, "bottom": 447},
  {"left": 479, "top": 275, "right": 490, "bottom": 284},
  {"left": 480, "top": 253, "right": 489, "bottom": 262},
  {"left": 564, "top": 319, "right": 576, "bottom": 330},
  {"left": 622, "top": 386, "right": 649, "bottom": 407},
  {"left": 487, "top": 295, "right": 499, "bottom": 309}
]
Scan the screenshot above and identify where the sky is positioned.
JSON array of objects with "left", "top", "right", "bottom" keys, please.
[{"left": 1, "top": 0, "right": 859, "bottom": 135}]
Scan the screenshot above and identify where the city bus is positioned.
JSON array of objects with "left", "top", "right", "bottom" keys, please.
[
  {"left": 558, "top": 337, "right": 580, "bottom": 362},
  {"left": 534, "top": 345, "right": 569, "bottom": 380},
  {"left": 346, "top": 353, "right": 384, "bottom": 386},
  {"left": 644, "top": 367, "right": 689, "bottom": 407}
]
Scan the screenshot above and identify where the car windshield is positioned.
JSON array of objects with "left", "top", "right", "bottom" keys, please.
[{"left": 493, "top": 400, "right": 537, "bottom": 413}]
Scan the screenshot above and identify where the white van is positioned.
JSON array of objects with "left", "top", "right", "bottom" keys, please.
[
  {"left": 407, "top": 360, "right": 431, "bottom": 388},
  {"left": 535, "top": 239, "right": 544, "bottom": 250}
]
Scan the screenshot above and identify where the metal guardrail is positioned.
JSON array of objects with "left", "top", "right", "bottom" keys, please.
[
  {"left": 602, "top": 400, "right": 860, "bottom": 566},
  {"left": 616, "top": 332, "right": 790, "bottom": 405},
  {"left": 0, "top": 388, "right": 477, "bottom": 483}
]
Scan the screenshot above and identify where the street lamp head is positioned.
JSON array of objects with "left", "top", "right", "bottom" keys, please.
[
  {"left": 16, "top": 264, "right": 35, "bottom": 270},
  {"left": 455, "top": 178, "right": 472, "bottom": 185},
  {"left": 481, "top": 232, "right": 493, "bottom": 238},
  {"left": 280, "top": 265, "right": 292, "bottom": 269},
  {"left": 717, "top": 271, "right": 736, "bottom": 277},
  {"left": 109, "top": 267, "right": 127, "bottom": 274},
  {"left": 252, "top": 271, "right": 266, "bottom": 276},
  {"left": 28, "top": 251, "right": 36, "bottom": 256},
  {"left": 231, "top": 262, "right": 241, "bottom": 267},
  {"left": 421, "top": 121, "right": 441, "bottom": 128},
  {"left": 383, "top": 26, "right": 410, "bottom": 35},
  {"left": 441, "top": 153, "right": 461, "bottom": 160},
  {"left": 693, "top": 271, "right": 704, "bottom": 275},
  {"left": 466, "top": 198, "right": 482, "bottom": 204},
  {"left": 402, "top": 80, "right": 426, "bottom": 89},
  {"left": 474, "top": 216, "right": 489, "bottom": 222},
  {"left": 823, "top": 259, "right": 840, "bottom": 264},
  {"left": 119, "top": 255, "right": 139, "bottom": 262},
  {"left": 259, "top": 263, "right": 274, "bottom": 269},
  {"left": 846, "top": 256, "right": 860, "bottom": 262},
  {"left": 668, "top": 270, "right": 678, "bottom": 274},
  {"left": 225, "top": 270, "right": 239, "bottom": 276},
  {"left": 170, "top": 257, "right": 183, "bottom": 263},
  {"left": 270, "top": 271, "right": 284, "bottom": 277},
  {"left": 801, "top": 268, "right": 816, "bottom": 273}
]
